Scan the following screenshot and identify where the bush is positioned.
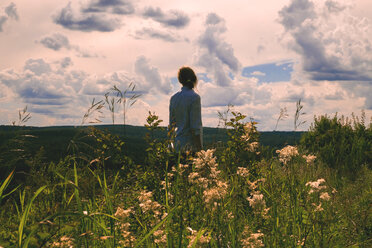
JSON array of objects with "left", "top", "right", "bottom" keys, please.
[{"left": 300, "top": 113, "right": 372, "bottom": 177}]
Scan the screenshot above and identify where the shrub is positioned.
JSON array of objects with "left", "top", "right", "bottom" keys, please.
[{"left": 300, "top": 113, "right": 372, "bottom": 177}]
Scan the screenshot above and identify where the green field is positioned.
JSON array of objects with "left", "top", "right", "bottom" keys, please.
[{"left": 0, "top": 125, "right": 303, "bottom": 166}]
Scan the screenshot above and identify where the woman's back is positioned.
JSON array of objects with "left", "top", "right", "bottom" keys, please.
[{"left": 169, "top": 67, "right": 203, "bottom": 152}]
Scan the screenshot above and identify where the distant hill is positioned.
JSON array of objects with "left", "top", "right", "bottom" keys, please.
[{"left": 0, "top": 125, "right": 305, "bottom": 164}]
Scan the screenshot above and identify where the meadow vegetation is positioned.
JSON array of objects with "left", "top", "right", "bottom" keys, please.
[{"left": 0, "top": 96, "right": 371, "bottom": 247}]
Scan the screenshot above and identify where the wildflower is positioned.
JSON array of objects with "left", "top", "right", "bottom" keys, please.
[
  {"left": 297, "top": 238, "right": 305, "bottom": 246},
  {"left": 99, "top": 236, "right": 113, "bottom": 240},
  {"left": 313, "top": 203, "right": 324, "bottom": 212},
  {"left": 118, "top": 232, "right": 136, "bottom": 247},
  {"left": 247, "top": 178, "right": 265, "bottom": 191},
  {"left": 320, "top": 192, "right": 330, "bottom": 201},
  {"left": 160, "top": 180, "right": 167, "bottom": 190},
  {"left": 237, "top": 167, "right": 250, "bottom": 177},
  {"left": 188, "top": 172, "right": 199, "bottom": 181},
  {"left": 228, "top": 211, "right": 234, "bottom": 219},
  {"left": 203, "top": 185, "right": 227, "bottom": 205},
  {"left": 302, "top": 154, "right": 316, "bottom": 164},
  {"left": 247, "top": 192, "right": 265, "bottom": 209},
  {"left": 80, "top": 231, "right": 93, "bottom": 237},
  {"left": 138, "top": 190, "right": 162, "bottom": 216},
  {"left": 154, "top": 229, "right": 167, "bottom": 245},
  {"left": 188, "top": 149, "right": 230, "bottom": 209},
  {"left": 114, "top": 206, "right": 135, "bottom": 246},
  {"left": 114, "top": 207, "right": 132, "bottom": 219},
  {"left": 162, "top": 212, "right": 168, "bottom": 219},
  {"left": 247, "top": 142, "right": 259, "bottom": 153},
  {"left": 167, "top": 171, "right": 174, "bottom": 179},
  {"left": 179, "top": 163, "right": 189, "bottom": 171},
  {"left": 306, "top": 178, "right": 327, "bottom": 194},
  {"left": 241, "top": 226, "right": 264, "bottom": 248},
  {"left": 276, "top": 145, "right": 299, "bottom": 164},
  {"left": 51, "top": 236, "right": 74, "bottom": 248},
  {"left": 187, "top": 228, "right": 210, "bottom": 248}
]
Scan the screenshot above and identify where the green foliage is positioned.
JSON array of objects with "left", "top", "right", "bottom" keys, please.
[
  {"left": 218, "top": 111, "right": 261, "bottom": 173},
  {"left": 0, "top": 170, "right": 19, "bottom": 205},
  {"left": 300, "top": 113, "right": 372, "bottom": 177}
]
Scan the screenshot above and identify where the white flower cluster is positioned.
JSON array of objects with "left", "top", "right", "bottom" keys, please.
[
  {"left": 302, "top": 154, "right": 317, "bottom": 164},
  {"left": 188, "top": 149, "right": 229, "bottom": 209},
  {"left": 138, "top": 190, "right": 167, "bottom": 244},
  {"left": 305, "top": 178, "right": 327, "bottom": 194},
  {"left": 306, "top": 178, "right": 332, "bottom": 212},
  {"left": 241, "top": 122, "right": 260, "bottom": 154},
  {"left": 187, "top": 227, "right": 210, "bottom": 248},
  {"left": 114, "top": 206, "right": 136, "bottom": 246},
  {"left": 241, "top": 226, "right": 264, "bottom": 248},
  {"left": 276, "top": 145, "right": 299, "bottom": 165},
  {"left": 237, "top": 167, "right": 250, "bottom": 178},
  {"left": 51, "top": 236, "right": 74, "bottom": 248},
  {"left": 247, "top": 178, "right": 270, "bottom": 217},
  {"left": 138, "top": 190, "right": 162, "bottom": 216}
]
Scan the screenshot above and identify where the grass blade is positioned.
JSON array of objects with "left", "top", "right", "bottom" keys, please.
[{"left": 18, "top": 186, "right": 47, "bottom": 247}]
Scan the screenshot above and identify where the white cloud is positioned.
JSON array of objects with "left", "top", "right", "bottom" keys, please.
[
  {"left": 195, "top": 13, "right": 241, "bottom": 86},
  {"left": 37, "top": 33, "right": 100, "bottom": 58},
  {"left": 0, "top": 2, "right": 18, "bottom": 32},
  {"left": 134, "top": 56, "right": 173, "bottom": 94},
  {"left": 39, "top": 33, "right": 71, "bottom": 51},
  {"left": 5, "top": 2, "right": 18, "bottom": 20},
  {"left": 53, "top": 2, "right": 122, "bottom": 32},
  {"left": 279, "top": 0, "right": 372, "bottom": 81},
  {"left": 251, "top": 71, "right": 266, "bottom": 76},
  {"left": 82, "top": 0, "right": 135, "bottom": 15},
  {"left": 134, "top": 27, "right": 187, "bottom": 42},
  {"left": 142, "top": 6, "right": 190, "bottom": 28}
]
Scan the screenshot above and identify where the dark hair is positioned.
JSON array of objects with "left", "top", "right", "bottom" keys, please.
[{"left": 178, "top": 67, "right": 197, "bottom": 89}]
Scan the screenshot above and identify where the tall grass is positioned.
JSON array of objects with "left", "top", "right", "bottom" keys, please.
[{"left": 0, "top": 106, "right": 371, "bottom": 247}]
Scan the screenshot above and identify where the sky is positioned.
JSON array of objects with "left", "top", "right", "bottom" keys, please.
[{"left": 0, "top": 0, "right": 371, "bottom": 131}]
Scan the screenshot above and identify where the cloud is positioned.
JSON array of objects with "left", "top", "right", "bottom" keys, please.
[
  {"left": 39, "top": 33, "right": 71, "bottom": 51},
  {"left": 54, "top": 2, "right": 122, "bottom": 32},
  {"left": 82, "top": 0, "right": 135, "bottom": 15},
  {"left": 0, "top": 2, "right": 18, "bottom": 31},
  {"left": 24, "top": 59, "right": 52, "bottom": 75},
  {"left": 134, "top": 27, "right": 186, "bottom": 42},
  {"left": 200, "top": 85, "right": 244, "bottom": 107},
  {"left": 195, "top": 13, "right": 241, "bottom": 86},
  {"left": 279, "top": 0, "right": 372, "bottom": 81},
  {"left": 324, "top": 90, "right": 345, "bottom": 100},
  {"left": 78, "top": 56, "right": 172, "bottom": 97},
  {"left": 0, "top": 16, "right": 7, "bottom": 32},
  {"left": 60, "top": 57, "right": 73, "bottom": 69},
  {"left": 134, "top": 56, "right": 172, "bottom": 94},
  {"left": 37, "top": 33, "right": 100, "bottom": 58},
  {"left": 0, "top": 58, "right": 83, "bottom": 109},
  {"left": 338, "top": 81, "right": 372, "bottom": 110},
  {"left": 142, "top": 7, "right": 190, "bottom": 28},
  {"left": 251, "top": 71, "right": 266, "bottom": 76},
  {"left": 5, "top": 2, "right": 18, "bottom": 20}
]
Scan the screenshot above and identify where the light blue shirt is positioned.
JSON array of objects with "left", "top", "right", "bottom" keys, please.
[{"left": 169, "top": 86, "right": 203, "bottom": 151}]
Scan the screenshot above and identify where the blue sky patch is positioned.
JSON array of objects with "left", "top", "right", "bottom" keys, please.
[{"left": 242, "top": 61, "right": 293, "bottom": 83}]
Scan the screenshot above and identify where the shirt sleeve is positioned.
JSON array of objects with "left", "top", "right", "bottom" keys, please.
[
  {"left": 190, "top": 95, "right": 202, "bottom": 135},
  {"left": 169, "top": 97, "right": 175, "bottom": 127}
]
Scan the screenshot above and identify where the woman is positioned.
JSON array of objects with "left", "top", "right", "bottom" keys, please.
[{"left": 169, "top": 67, "right": 203, "bottom": 152}]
